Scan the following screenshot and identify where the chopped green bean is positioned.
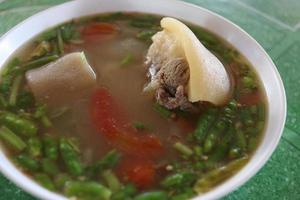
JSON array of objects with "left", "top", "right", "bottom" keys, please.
[
  {"left": 28, "top": 137, "right": 42, "bottom": 157},
  {"left": 57, "top": 29, "right": 64, "bottom": 55},
  {"left": 34, "top": 104, "right": 52, "bottom": 128},
  {"left": 43, "top": 136, "right": 58, "bottom": 160},
  {"left": 194, "top": 157, "right": 248, "bottom": 193},
  {"left": 16, "top": 154, "right": 39, "bottom": 171},
  {"left": 42, "top": 158, "right": 59, "bottom": 176},
  {"left": 60, "top": 138, "right": 83, "bottom": 176},
  {"left": 193, "top": 108, "right": 218, "bottom": 142},
  {"left": 112, "top": 184, "right": 137, "bottom": 200},
  {"left": 102, "top": 170, "right": 121, "bottom": 192},
  {"left": 54, "top": 173, "right": 72, "bottom": 189},
  {"left": 134, "top": 191, "right": 168, "bottom": 200},
  {"left": 173, "top": 142, "right": 193, "bottom": 157},
  {"left": 161, "top": 172, "right": 195, "bottom": 189},
  {"left": 21, "top": 55, "right": 59, "bottom": 72},
  {"left": 0, "top": 112, "right": 37, "bottom": 137},
  {"left": 0, "top": 126, "right": 26, "bottom": 151},
  {"left": 95, "top": 149, "right": 121, "bottom": 171},
  {"left": 235, "top": 130, "right": 247, "bottom": 150},
  {"left": 8, "top": 75, "right": 23, "bottom": 106},
  {"left": 35, "top": 173, "right": 55, "bottom": 191},
  {"left": 16, "top": 91, "right": 34, "bottom": 109},
  {"left": 64, "top": 181, "right": 112, "bottom": 200}
]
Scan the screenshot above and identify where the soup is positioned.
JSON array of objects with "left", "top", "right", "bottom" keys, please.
[{"left": 0, "top": 13, "right": 266, "bottom": 200}]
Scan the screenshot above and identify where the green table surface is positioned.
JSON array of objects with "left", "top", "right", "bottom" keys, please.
[{"left": 0, "top": 0, "right": 299, "bottom": 199}]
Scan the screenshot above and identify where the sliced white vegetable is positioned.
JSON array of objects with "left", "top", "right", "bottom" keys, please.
[
  {"left": 26, "top": 52, "right": 96, "bottom": 105},
  {"left": 148, "top": 17, "right": 230, "bottom": 105}
]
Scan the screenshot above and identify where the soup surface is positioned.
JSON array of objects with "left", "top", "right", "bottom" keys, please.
[{"left": 0, "top": 13, "right": 266, "bottom": 200}]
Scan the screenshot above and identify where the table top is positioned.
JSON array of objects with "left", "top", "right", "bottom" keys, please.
[{"left": 0, "top": 0, "right": 299, "bottom": 199}]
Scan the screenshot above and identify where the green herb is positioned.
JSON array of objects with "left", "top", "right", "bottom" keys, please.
[
  {"left": 136, "top": 30, "right": 156, "bottom": 41},
  {"left": 153, "top": 102, "right": 172, "bottom": 118},
  {"left": 121, "top": 53, "right": 134, "bottom": 66},
  {"left": 30, "top": 41, "right": 51, "bottom": 59},
  {"left": 161, "top": 172, "right": 196, "bottom": 190},
  {"left": 133, "top": 121, "right": 147, "bottom": 130}
]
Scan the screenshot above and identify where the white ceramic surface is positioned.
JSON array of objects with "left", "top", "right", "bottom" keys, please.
[{"left": 0, "top": 0, "right": 286, "bottom": 200}]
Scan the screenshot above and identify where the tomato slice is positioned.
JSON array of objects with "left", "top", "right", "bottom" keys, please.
[
  {"left": 238, "top": 91, "right": 261, "bottom": 106},
  {"left": 117, "top": 157, "right": 156, "bottom": 189},
  {"left": 90, "top": 88, "right": 163, "bottom": 158},
  {"left": 82, "top": 23, "right": 118, "bottom": 35}
]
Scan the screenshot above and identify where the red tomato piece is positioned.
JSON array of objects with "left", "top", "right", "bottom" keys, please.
[
  {"left": 82, "top": 22, "right": 118, "bottom": 36},
  {"left": 90, "top": 88, "right": 164, "bottom": 158},
  {"left": 90, "top": 87, "right": 128, "bottom": 138},
  {"left": 118, "top": 157, "right": 156, "bottom": 189},
  {"left": 238, "top": 91, "right": 261, "bottom": 106}
]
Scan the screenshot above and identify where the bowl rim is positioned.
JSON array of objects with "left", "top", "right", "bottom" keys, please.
[{"left": 0, "top": 0, "right": 286, "bottom": 200}]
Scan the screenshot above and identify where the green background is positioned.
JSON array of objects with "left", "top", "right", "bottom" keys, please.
[{"left": 0, "top": 0, "right": 299, "bottom": 199}]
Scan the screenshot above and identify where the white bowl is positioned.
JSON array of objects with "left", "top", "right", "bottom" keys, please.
[{"left": 0, "top": 0, "right": 286, "bottom": 199}]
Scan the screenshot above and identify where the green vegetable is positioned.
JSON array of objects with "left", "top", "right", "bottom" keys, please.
[
  {"left": 136, "top": 30, "right": 156, "bottom": 41},
  {"left": 161, "top": 172, "right": 196, "bottom": 189},
  {"left": 242, "top": 76, "right": 256, "bottom": 89},
  {"left": 153, "top": 102, "right": 172, "bottom": 118},
  {"left": 194, "top": 157, "right": 248, "bottom": 193},
  {"left": 112, "top": 184, "right": 137, "bottom": 200},
  {"left": 39, "top": 30, "right": 57, "bottom": 41},
  {"left": 30, "top": 41, "right": 51, "bottom": 59},
  {"left": 129, "top": 16, "right": 159, "bottom": 28},
  {"left": 60, "top": 23, "right": 80, "bottom": 42},
  {"left": 20, "top": 55, "right": 59, "bottom": 72},
  {"left": 0, "top": 95, "right": 8, "bottom": 108},
  {"left": 60, "top": 138, "right": 83, "bottom": 176},
  {"left": 134, "top": 191, "right": 168, "bottom": 200},
  {"left": 235, "top": 130, "right": 247, "bottom": 150},
  {"left": 0, "top": 112, "right": 37, "bottom": 137},
  {"left": 121, "top": 53, "right": 134, "bottom": 66},
  {"left": 54, "top": 173, "right": 72, "bottom": 189},
  {"left": 64, "top": 181, "right": 112, "bottom": 200},
  {"left": 173, "top": 142, "right": 193, "bottom": 157},
  {"left": 34, "top": 104, "right": 52, "bottom": 128},
  {"left": 133, "top": 121, "right": 147, "bottom": 130},
  {"left": 102, "top": 170, "right": 121, "bottom": 192},
  {"left": 42, "top": 158, "right": 59, "bottom": 176},
  {"left": 0, "top": 75, "right": 12, "bottom": 96},
  {"left": 95, "top": 149, "right": 121, "bottom": 171},
  {"left": 0, "top": 126, "right": 26, "bottom": 151},
  {"left": 43, "top": 135, "right": 58, "bottom": 160},
  {"left": 16, "top": 154, "right": 39, "bottom": 171},
  {"left": 8, "top": 75, "right": 23, "bottom": 106},
  {"left": 57, "top": 29, "right": 64, "bottom": 55},
  {"left": 16, "top": 91, "right": 35, "bottom": 109},
  {"left": 28, "top": 137, "right": 42, "bottom": 157},
  {"left": 193, "top": 108, "right": 218, "bottom": 142},
  {"left": 203, "top": 120, "right": 227, "bottom": 153},
  {"left": 35, "top": 173, "right": 55, "bottom": 191}
]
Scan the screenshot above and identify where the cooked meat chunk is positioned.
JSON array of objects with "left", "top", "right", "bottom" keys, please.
[{"left": 145, "top": 58, "right": 199, "bottom": 112}]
